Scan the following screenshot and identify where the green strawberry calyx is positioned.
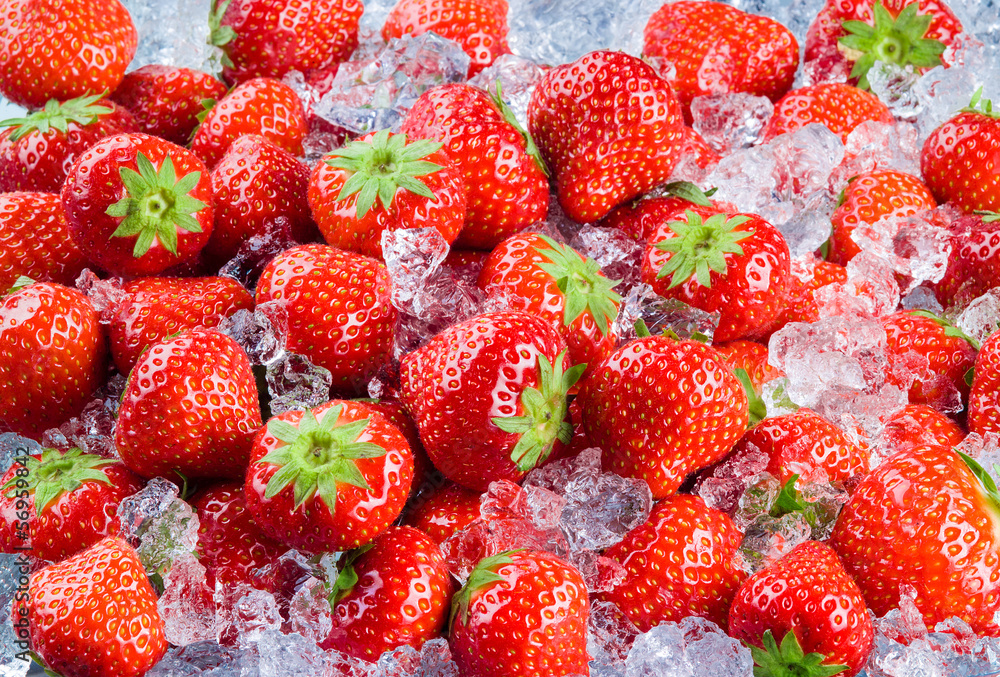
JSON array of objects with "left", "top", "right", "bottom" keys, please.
[
  {"left": 0, "top": 93, "right": 113, "bottom": 143},
  {"left": 325, "top": 129, "right": 445, "bottom": 219},
  {"left": 909, "top": 309, "right": 981, "bottom": 350},
  {"left": 492, "top": 351, "right": 586, "bottom": 472},
  {"left": 655, "top": 210, "right": 753, "bottom": 289},
  {"left": 207, "top": 0, "right": 237, "bottom": 67},
  {"left": 749, "top": 629, "right": 847, "bottom": 677},
  {"left": 105, "top": 152, "right": 208, "bottom": 258},
  {"left": 489, "top": 81, "right": 549, "bottom": 177},
  {"left": 838, "top": 1, "right": 947, "bottom": 90},
  {"left": 661, "top": 181, "right": 716, "bottom": 207},
  {"left": 325, "top": 543, "right": 375, "bottom": 605},
  {"left": 260, "top": 405, "right": 388, "bottom": 511},
  {"left": 533, "top": 234, "right": 622, "bottom": 337},
  {"left": 975, "top": 210, "right": 1000, "bottom": 223},
  {"left": 6, "top": 275, "right": 35, "bottom": 296},
  {"left": 1, "top": 448, "right": 115, "bottom": 515},
  {"left": 963, "top": 87, "right": 1000, "bottom": 119},
  {"left": 957, "top": 450, "right": 1000, "bottom": 517},
  {"left": 451, "top": 550, "right": 522, "bottom": 627},
  {"left": 733, "top": 367, "right": 767, "bottom": 427}
]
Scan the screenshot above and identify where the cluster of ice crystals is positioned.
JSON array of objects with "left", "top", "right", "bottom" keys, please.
[
  {"left": 612, "top": 284, "right": 721, "bottom": 344},
  {"left": 372, "top": 639, "right": 459, "bottom": 677},
  {"left": 467, "top": 54, "right": 547, "bottom": 130},
  {"left": 217, "top": 588, "right": 283, "bottom": 649},
  {"left": 116, "top": 478, "right": 182, "bottom": 546},
  {"left": 954, "top": 288, "right": 1000, "bottom": 346},
  {"left": 121, "top": 0, "right": 215, "bottom": 72},
  {"left": 849, "top": 213, "right": 952, "bottom": 295},
  {"left": 288, "top": 577, "right": 333, "bottom": 644},
  {"left": 621, "top": 617, "right": 752, "bottom": 677},
  {"left": 158, "top": 555, "right": 217, "bottom": 647},
  {"left": 136, "top": 497, "right": 201, "bottom": 579},
  {"left": 690, "top": 93, "right": 774, "bottom": 156},
  {"left": 145, "top": 641, "right": 243, "bottom": 677},
  {"left": 588, "top": 600, "right": 642, "bottom": 677},
  {"left": 41, "top": 394, "right": 121, "bottom": 459}
]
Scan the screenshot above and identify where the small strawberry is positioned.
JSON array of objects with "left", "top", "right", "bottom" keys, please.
[
  {"left": 449, "top": 549, "right": 590, "bottom": 677},
  {"left": 404, "top": 481, "right": 483, "bottom": 544},
  {"left": 598, "top": 183, "right": 726, "bottom": 243},
  {"left": 969, "top": 329, "right": 1000, "bottom": 436},
  {"left": 0, "top": 193, "right": 89, "bottom": 291},
  {"left": 880, "top": 403, "right": 965, "bottom": 454},
  {"left": 760, "top": 82, "right": 894, "bottom": 143},
  {"left": 771, "top": 256, "right": 847, "bottom": 329}
]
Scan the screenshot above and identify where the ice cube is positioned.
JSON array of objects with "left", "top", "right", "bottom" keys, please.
[
  {"left": 901, "top": 286, "right": 944, "bottom": 314},
  {"left": 834, "top": 121, "right": 922, "bottom": 184},
  {"left": 913, "top": 65, "right": 982, "bottom": 145},
  {"left": 137, "top": 497, "right": 201, "bottom": 580},
  {"left": 40, "top": 396, "right": 119, "bottom": 459},
  {"left": 611, "top": 284, "right": 721, "bottom": 345},
  {"left": 116, "top": 477, "right": 181, "bottom": 546},
  {"left": 288, "top": 577, "right": 333, "bottom": 644},
  {"left": 850, "top": 213, "right": 952, "bottom": 295},
  {"left": 704, "top": 146, "right": 778, "bottom": 217},
  {"left": 623, "top": 617, "right": 754, "bottom": 677},
  {"left": 690, "top": 93, "right": 774, "bottom": 157},
  {"left": 217, "top": 303, "right": 288, "bottom": 367},
  {"left": 265, "top": 353, "right": 334, "bottom": 415},
  {"left": 120, "top": 0, "right": 216, "bottom": 72},
  {"left": 569, "top": 225, "right": 643, "bottom": 295},
  {"left": 145, "top": 641, "right": 243, "bottom": 677},
  {"left": 158, "top": 554, "right": 217, "bottom": 647},
  {"left": 217, "top": 588, "right": 283, "bottom": 649},
  {"left": 868, "top": 62, "right": 923, "bottom": 119},
  {"left": 75, "top": 269, "right": 127, "bottom": 324},
  {"left": 216, "top": 217, "right": 302, "bottom": 293},
  {"left": 371, "top": 637, "right": 458, "bottom": 677},
  {"left": 624, "top": 622, "right": 694, "bottom": 677},
  {"left": 735, "top": 511, "right": 812, "bottom": 574},
  {"left": 955, "top": 288, "right": 1000, "bottom": 347},
  {"left": 255, "top": 629, "right": 331, "bottom": 676},
  {"left": 588, "top": 600, "right": 641, "bottom": 676},
  {"left": 467, "top": 54, "right": 548, "bottom": 132},
  {"left": 0, "top": 435, "right": 40, "bottom": 475}
]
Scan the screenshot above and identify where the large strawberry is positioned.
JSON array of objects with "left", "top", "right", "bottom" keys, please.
[
  {"left": 760, "top": 82, "right": 893, "bottom": 143},
  {"left": 0, "top": 0, "right": 137, "bottom": 109},
  {"left": 244, "top": 399, "right": 414, "bottom": 553},
  {"left": 0, "top": 193, "right": 88, "bottom": 291},
  {"left": 968, "top": 329, "right": 1000, "bottom": 436},
  {"left": 449, "top": 549, "right": 590, "bottom": 677},
  {"left": 61, "top": 132, "right": 215, "bottom": 278},
  {"left": 528, "top": 50, "right": 686, "bottom": 223}
]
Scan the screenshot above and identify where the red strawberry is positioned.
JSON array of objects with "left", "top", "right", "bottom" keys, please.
[
  {"left": 405, "top": 481, "right": 483, "bottom": 544},
  {"left": 599, "top": 184, "right": 728, "bottom": 243},
  {"left": 760, "top": 82, "right": 894, "bottom": 143},
  {"left": 578, "top": 335, "right": 749, "bottom": 498},
  {"left": 308, "top": 129, "right": 467, "bottom": 259},
  {"left": 0, "top": 0, "right": 137, "bottom": 109},
  {"left": 772, "top": 256, "right": 848, "bottom": 328},
  {"left": 728, "top": 540, "right": 873, "bottom": 677},
  {"left": 383, "top": 0, "right": 510, "bottom": 77},
  {"left": 449, "top": 549, "right": 590, "bottom": 677},
  {"left": 110, "top": 65, "right": 228, "bottom": 146},
  {"left": 401, "top": 83, "right": 549, "bottom": 250},
  {"left": 208, "top": 0, "right": 363, "bottom": 85},
  {"left": 0, "top": 281, "right": 106, "bottom": 439},
  {"left": 930, "top": 211, "right": 1000, "bottom": 307},
  {"left": 641, "top": 208, "right": 792, "bottom": 343},
  {"left": 528, "top": 50, "right": 686, "bottom": 223},
  {"left": 0, "top": 447, "right": 143, "bottom": 562},
  {"left": 0, "top": 193, "right": 89, "bottom": 291},
  {"left": 880, "top": 403, "right": 965, "bottom": 454},
  {"left": 321, "top": 525, "right": 453, "bottom": 659},
  {"left": 598, "top": 494, "right": 746, "bottom": 631},
  {"left": 108, "top": 275, "right": 255, "bottom": 375},
  {"left": 61, "top": 132, "right": 215, "bottom": 278},
  {"left": 254, "top": 243, "right": 397, "bottom": 395},
  {"left": 27, "top": 536, "right": 167, "bottom": 677},
  {"left": 713, "top": 340, "right": 784, "bottom": 394},
  {"left": 0, "top": 95, "right": 137, "bottom": 193},
  {"left": 114, "top": 329, "right": 262, "bottom": 480},
  {"left": 398, "top": 311, "right": 580, "bottom": 492},
  {"left": 969, "top": 329, "right": 1000, "bottom": 436},
  {"left": 190, "top": 77, "right": 309, "bottom": 169},
  {"left": 363, "top": 398, "right": 434, "bottom": 493},
  {"left": 244, "top": 399, "right": 414, "bottom": 552}
]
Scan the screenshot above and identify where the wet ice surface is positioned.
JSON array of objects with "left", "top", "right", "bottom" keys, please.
[
  {"left": 613, "top": 284, "right": 722, "bottom": 344},
  {"left": 691, "top": 93, "right": 774, "bottom": 157},
  {"left": 618, "top": 617, "right": 753, "bottom": 677},
  {"left": 955, "top": 288, "right": 1000, "bottom": 347},
  {"left": 121, "top": 0, "right": 215, "bottom": 73},
  {"left": 116, "top": 478, "right": 182, "bottom": 547}
]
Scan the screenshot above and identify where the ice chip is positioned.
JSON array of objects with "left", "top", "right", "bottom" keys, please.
[
  {"left": 158, "top": 554, "right": 217, "bottom": 647},
  {"left": 217, "top": 588, "right": 283, "bottom": 649},
  {"left": 569, "top": 225, "right": 643, "bottom": 294},
  {"left": 0, "top": 554, "right": 30, "bottom": 677},
  {"left": 769, "top": 123, "right": 845, "bottom": 198},
  {"left": 145, "top": 641, "right": 243, "bottom": 677},
  {"left": 0, "top": 434, "right": 41, "bottom": 475},
  {"left": 902, "top": 286, "right": 945, "bottom": 314},
  {"left": 868, "top": 62, "right": 923, "bottom": 119},
  {"left": 217, "top": 302, "right": 288, "bottom": 367},
  {"left": 690, "top": 93, "right": 773, "bottom": 156},
  {"left": 75, "top": 269, "right": 127, "bottom": 324},
  {"left": 955, "top": 288, "right": 1000, "bottom": 347},
  {"left": 588, "top": 599, "right": 641, "bottom": 675},
  {"left": 467, "top": 54, "right": 548, "bottom": 131},
  {"left": 735, "top": 511, "right": 812, "bottom": 574},
  {"left": 41, "top": 396, "right": 119, "bottom": 459},
  {"left": 265, "top": 352, "right": 334, "bottom": 415},
  {"left": 217, "top": 217, "right": 302, "bottom": 292},
  {"left": 116, "top": 478, "right": 181, "bottom": 546},
  {"left": 255, "top": 629, "right": 330, "bottom": 676},
  {"left": 288, "top": 577, "right": 333, "bottom": 644},
  {"left": 612, "top": 284, "right": 721, "bottom": 345},
  {"left": 121, "top": 0, "right": 215, "bottom": 72},
  {"left": 624, "top": 622, "right": 694, "bottom": 677},
  {"left": 679, "top": 616, "right": 754, "bottom": 677},
  {"left": 704, "top": 146, "right": 779, "bottom": 216},
  {"left": 137, "top": 497, "right": 200, "bottom": 580}
]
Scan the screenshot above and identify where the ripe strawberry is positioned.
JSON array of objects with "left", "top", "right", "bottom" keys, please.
[
  {"left": 772, "top": 256, "right": 848, "bottom": 328},
  {"left": 830, "top": 444, "right": 1000, "bottom": 632},
  {"left": 363, "top": 398, "right": 434, "bottom": 494},
  {"left": 713, "top": 340, "right": 784, "bottom": 394},
  {"left": 760, "top": 82, "right": 893, "bottom": 143},
  {"left": 255, "top": 244, "right": 397, "bottom": 395},
  {"left": 728, "top": 540, "right": 873, "bottom": 677},
  {"left": 0, "top": 193, "right": 88, "bottom": 291},
  {"left": 921, "top": 89, "right": 1000, "bottom": 214},
  {"left": 398, "top": 311, "right": 580, "bottom": 492},
  {"left": 114, "top": 329, "right": 262, "bottom": 480},
  {"left": 308, "top": 129, "right": 467, "bottom": 259},
  {"left": 321, "top": 525, "right": 453, "bottom": 659},
  {"left": 401, "top": 83, "right": 549, "bottom": 250},
  {"left": 0, "top": 281, "right": 106, "bottom": 439},
  {"left": 190, "top": 77, "right": 308, "bottom": 170},
  {"left": 405, "top": 481, "right": 482, "bottom": 544},
  {"left": 383, "top": 0, "right": 510, "bottom": 77},
  {"left": 641, "top": 208, "right": 792, "bottom": 343},
  {"left": 61, "top": 132, "right": 215, "bottom": 278},
  {"left": 109, "top": 65, "right": 228, "bottom": 146},
  {"left": 578, "top": 335, "right": 749, "bottom": 498},
  {"left": 528, "top": 50, "right": 686, "bottom": 223},
  {"left": 0, "top": 447, "right": 143, "bottom": 562},
  {"left": 449, "top": 549, "right": 590, "bottom": 677},
  {"left": 108, "top": 275, "right": 255, "bottom": 375},
  {"left": 969, "top": 329, "right": 1000, "bottom": 436},
  {"left": 0, "top": 95, "right": 137, "bottom": 193},
  {"left": 27, "top": 536, "right": 167, "bottom": 677},
  {"left": 0, "top": 0, "right": 137, "bottom": 109},
  {"left": 880, "top": 403, "right": 965, "bottom": 454},
  {"left": 599, "top": 184, "right": 728, "bottom": 243},
  {"left": 643, "top": 1, "right": 799, "bottom": 115},
  {"left": 244, "top": 399, "right": 414, "bottom": 552},
  {"left": 598, "top": 494, "right": 746, "bottom": 631},
  {"left": 930, "top": 211, "right": 1000, "bottom": 307}
]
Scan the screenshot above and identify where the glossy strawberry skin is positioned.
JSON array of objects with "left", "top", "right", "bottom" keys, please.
[
  {"left": 712, "top": 340, "right": 784, "bottom": 393},
  {"left": 931, "top": 212, "right": 1000, "bottom": 307},
  {"left": 114, "top": 329, "right": 262, "bottom": 481},
  {"left": 404, "top": 481, "right": 482, "bottom": 544},
  {"left": 760, "top": 82, "right": 893, "bottom": 143},
  {"left": 969, "top": 331, "right": 1000, "bottom": 436},
  {"left": 880, "top": 403, "right": 965, "bottom": 455},
  {"left": 921, "top": 108, "right": 1000, "bottom": 214},
  {"left": 600, "top": 194, "right": 728, "bottom": 243},
  {"left": 0, "top": 282, "right": 107, "bottom": 439},
  {"left": 0, "top": 193, "right": 89, "bottom": 291},
  {"left": 770, "top": 256, "right": 847, "bottom": 330}
]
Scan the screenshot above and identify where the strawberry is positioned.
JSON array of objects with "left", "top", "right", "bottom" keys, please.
[
  {"left": 109, "top": 65, "right": 228, "bottom": 146},
  {"left": 0, "top": 281, "right": 106, "bottom": 439},
  {"left": 254, "top": 243, "right": 397, "bottom": 395},
  {"left": 26, "top": 536, "right": 167, "bottom": 677},
  {"left": 449, "top": 549, "right": 590, "bottom": 677},
  {"left": 880, "top": 403, "right": 965, "bottom": 454},
  {"left": 728, "top": 540, "right": 873, "bottom": 677},
  {"left": 772, "top": 256, "right": 848, "bottom": 328},
  {"left": 599, "top": 184, "right": 727, "bottom": 243},
  {"left": 0, "top": 0, "right": 137, "bottom": 109},
  {"left": 760, "top": 82, "right": 894, "bottom": 143},
  {"left": 321, "top": 525, "right": 453, "bottom": 659},
  {"left": 0, "top": 447, "right": 143, "bottom": 562},
  {"left": 244, "top": 399, "right": 414, "bottom": 552},
  {"left": 969, "top": 329, "right": 1000, "bottom": 436},
  {"left": 598, "top": 494, "right": 746, "bottom": 632},
  {"left": 713, "top": 340, "right": 784, "bottom": 394},
  {"left": 363, "top": 398, "right": 434, "bottom": 493},
  {"left": 308, "top": 129, "right": 467, "bottom": 259},
  {"left": 578, "top": 335, "right": 749, "bottom": 498},
  {"left": 61, "top": 132, "right": 215, "bottom": 278},
  {"left": 398, "top": 311, "right": 581, "bottom": 492},
  {"left": 208, "top": 0, "right": 363, "bottom": 85},
  {"left": 477, "top": 232, "right": 622, "bottom": 371},
  {"left": 920, "top": 88, "right": 1000, "bottom": 214},
  {"left": 404, "top": 481, "right": 482, "bottom": 544},
  {"left": 640, "top": 208, "right": 792, "bottom": 343},
  {"left": 830, "top": 444, "right": 1000, "bottom": 632},
  {"left": 401, "top": 83, "right": 549, "bottom": 250},
  {"left": 0, "top": 95, "right": 137, "bottom": 193},
  {"left": 383, "top": 0, "right": 511, "bottom": 77},
  {"left": 189, "top": 77, "right": 308, "bottom": 170},
  {"left": 108, "top": 275, "right": 255, "bottom": 375},
  {"left": 0, "top": 193, "right": 89, "bottom": 291},
  {"left": 930, "top": 211, "right": 1000, "bottom": 307},
  {"left": 114, "top": 329, "right": 262, "bottom": 481},
  {"left": 528, "top": 50, "right": 686, "bottom": 223},
  {"left": 643, "top": 1, "right": 799, "bottom": 116}
]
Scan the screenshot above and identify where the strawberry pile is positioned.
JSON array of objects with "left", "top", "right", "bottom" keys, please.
[{"left": 1, "top": 0, "right": 999, "bottom": 675}]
